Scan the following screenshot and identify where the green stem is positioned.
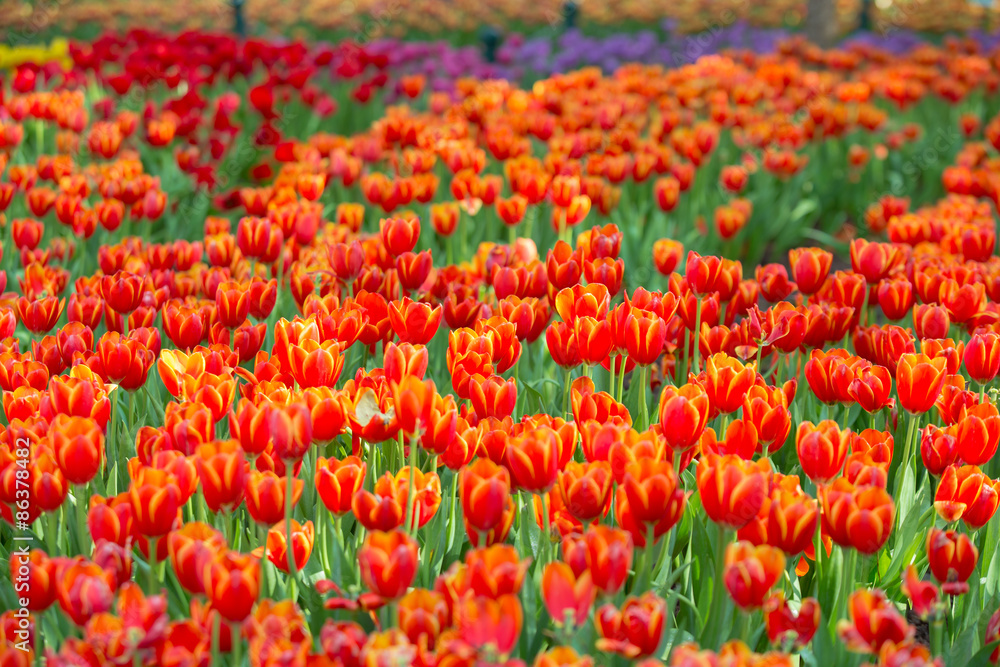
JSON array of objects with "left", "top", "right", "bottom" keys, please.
[
  {"left": 709, "top": 524, "right": 731, "bottom": 644},
  {"left": 631, "top": 523, "right": 657, "bottom": 595},
  {"left": 893, "top": 412, "right": 920, "bottom": 502},
  {"left": 284, "top": 463, "right": 299, "bottom": 595},
  {"left": 836, "top": 547, "right": 858, "bottom": 632},
  {"left": 512, "top": 360, "right": 521, "bottom": 422},
  {"left": 616, "top": 354, "right": 627, "bottom": 404},
  {"left": 733, "top": 610, "right": 749, "bottom": 643},
  {"left": 447, "top": 470, "right": 459, "bottom": 552},
  {"left": 148, "top": 536, "right": 159, "bottom": 594},
  {"left": 930, "top": 617, "right": 945, "bottom": 657},
  {"left": 210, "top": 611, "right": 221, "bottom": 665},
  {"left": 562, "top": 367, "right": 572, "bottom": 421},
  {"left": 637, "top": 365, "right": 649, "bottom": 432},
  {"left": 75, "top": 484, "right": 89, "bottom": 555},
  {"left": 230, "top": 621, "right": 242, "bottom": 664},
  {"left": 46, "top": 510, "right": 58, "bottom": 555},
  {"left": 404, "top": 435, "right": 418, "bottom": 537},
  {"left": 541, "top": 492, "right": 552, "bottom": 565},
  {"left": 608, "top": 354, "right": 616, "bottom": 397},
  {"left": 692, "top": 296, "right": 704, "bottom": 376},
  {"left": 107, "top": 389, "right": 119, "bottom": 495}
]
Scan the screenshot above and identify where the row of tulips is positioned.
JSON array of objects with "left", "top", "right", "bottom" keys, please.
[
  {"left": 1, "top": 27, "right": 1000, "bottom": 667},
  {"left": 0, "top": 0, "right": 994, "bottom": 40}
]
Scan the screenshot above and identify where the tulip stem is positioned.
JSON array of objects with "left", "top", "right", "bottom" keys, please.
[
  {"left": 447, "top": 471, "right": 459, "bottom": 552},
  {"left": 230, "top": 622, "right": 242, "bottom": 665},
  {"left": 562, "top": 368, "right": 572, "bottom": 420},
  {"left": 616, "top": 355, "right": 627, "bottom": 404},
  {"left": 732, "top": 610, "right": 749, "bottom": 643},
  {"left": 708, "top": 524, "right": 731, "bottom": 645},
  {"left": 835, "top": 547, "right": 857, "bottom": 631},
  {"left": 147, "top": 536, "right": 158, "bottom": 594},
  {"left": 284, "top": 464, "right": 299, "bottom": 595},
  {"left": 636, "top": 365, "right": 649, "bottom": 431},
  {"left": 608, "top": 355, "right": 616, "bottom": 396},
  {"left": 404, "top": 436, "right": 417, "bottom": 537},
  {"left": 74, "top": 484, "right": 88, "bottom": 555},
  {"left": 893, "top": 412, "right": 920, "bottom": 503},
  {"left": 692, "top": 296, "right": 703, "bottom": 375},
  {"left": 46, "top": 509, "right": 59, "bottom": 555},
  {"left": 210, "top": 612, "right": 221, "bottom": 664},
  {"left": 541, "top": 492, "right": 552, "bottom": 565},
  {"left": 107, "top": 389, "right": 119, "bottom": 495},
  {"left": 930, "top": 616, "right": 945, "bottom": 657}
]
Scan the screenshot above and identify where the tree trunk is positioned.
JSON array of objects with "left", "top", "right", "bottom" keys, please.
[{"left": 805, "top": 0, "right": 839, "bottom": 47}]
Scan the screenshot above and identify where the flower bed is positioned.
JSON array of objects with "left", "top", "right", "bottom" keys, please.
[{"left": 0, "top": 26, "right": 999, "bottom": 667}]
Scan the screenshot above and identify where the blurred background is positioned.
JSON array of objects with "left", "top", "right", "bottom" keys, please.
[{"left": 0, "top": 0, "right": 998, "bottom": 44}]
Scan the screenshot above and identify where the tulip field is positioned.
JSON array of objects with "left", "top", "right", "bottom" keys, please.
[{"left": 4, "top": 12, "right": 1000, "bottom": 667}]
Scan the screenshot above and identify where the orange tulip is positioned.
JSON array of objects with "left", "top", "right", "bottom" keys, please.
[
  {"left": 268, "top": 402, "right": 312, "bottom": 461},
  {"left": 316, "top": 456, "right": 366, "bottom": 516},
  {"left": 358, "top": 530, "right": 419, "bottom": 600},
  {"left": 128, "top": 467, "right": 182, "bottom": 537},
  {"left": 896, "top": 353, "right": 948, "bottom": 414},
  {"left": 796, "top": 421, "right": 851, "bottom": 485},
  {"left": 201, "top": 550, "right": 261, "bottom": 622},
  {"left": 455, "top": 593, "right": 522, "bottom": 657},
  {"left": 934, "top": 464, "right": 999, "bottom": 529},
  {"left": 926, "top": 527, "right": 978, "bottom": 596},
  {"left": 849, "top": 365, "right": 893, "bottom": 414},
  {"left": 167, "top": 522, "right": 225, "bottom": 595},
  {"left": 387, "top": 298, "right": 442, "bottom": 345},
  {"left": 821, "top": 478, "right": 895, "bottom": 554},
  {"left": 765, "top": 482, "right": 819, "bottom": 558},
  {"left": 461, "top": 544, "right": 531, "bottom": 598},
  {"left": 397, "top": 588, "right": 449, "bottom": 649},
  {"left": 837, "top": 589, "right": 913, "bottom": 654},
  {"left": 594, "top": 593, "right": 665, "bottom": 659},
  {"left": 459, "top": 458, "right": 511, "bottom": 535},
  {"left": 704, "top": 353, "right": 757, "bottom": 415},
  {"left": 765, "top": 593, "right": 820, "bottom": 649},
  {"left": 653, "top": 239, "right": 683, "bottom": 276},
  {"left": 557, "top": 461, "right": 613, "bottom": 523},
  {"left": 616, "top": 459, "right": 686, "bottom": 547},
  {"left": 964, "top": 332, "right": 1000, "bottom": 385},
  {"left": 266, "top": 519, "right": 314, "bottom": 574},
  {"left": 723, "top": 541, "right": 785, "bottom": 610},
  {"left": 505, "top": 427, "right": 560, "bottom": 493},
  {"left": 54, "top": 557, "right": 116, "bottom": 626},
  {"left": 245, "top": 470, "right": 303, "bottom": 526},
  {"left": 541, "top": 562, "right": 595, "bottom": 628},
  {"left": 788, "top": 247, "right": 832, "bottom": 295},
  {"left": 697, "top": 454, "right": 769, "bottom": 530},
  {"left": 50, "top": 414, "right": 104, "bottom": 485},
  {"left": 380, "top": 217, "right": 420, "bottom": 257},
  {"left": 10, "top": 549, "right": 56, "bottom": 611},
  {"left": 194, "top": 440, "right": 246, "bottom": 514},
  {"left": 657, "top": 382, "right": 710, "bottom": 454}
]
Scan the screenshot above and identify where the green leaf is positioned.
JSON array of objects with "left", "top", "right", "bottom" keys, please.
[
  {"left": 981, "top": 512, "right": 1000, "bottom": 597},
  {"left": 949, "top": 622, "right": 984, "bottom": 664},
  {"left": 897, "top": 464, "right": 916, "bottom": 527},
  {"left": 968, "top": 642, "right": 1000, "bottom": 667},
  {"left": 789, "top": 199, "right": 819, "bottom": 226}
]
